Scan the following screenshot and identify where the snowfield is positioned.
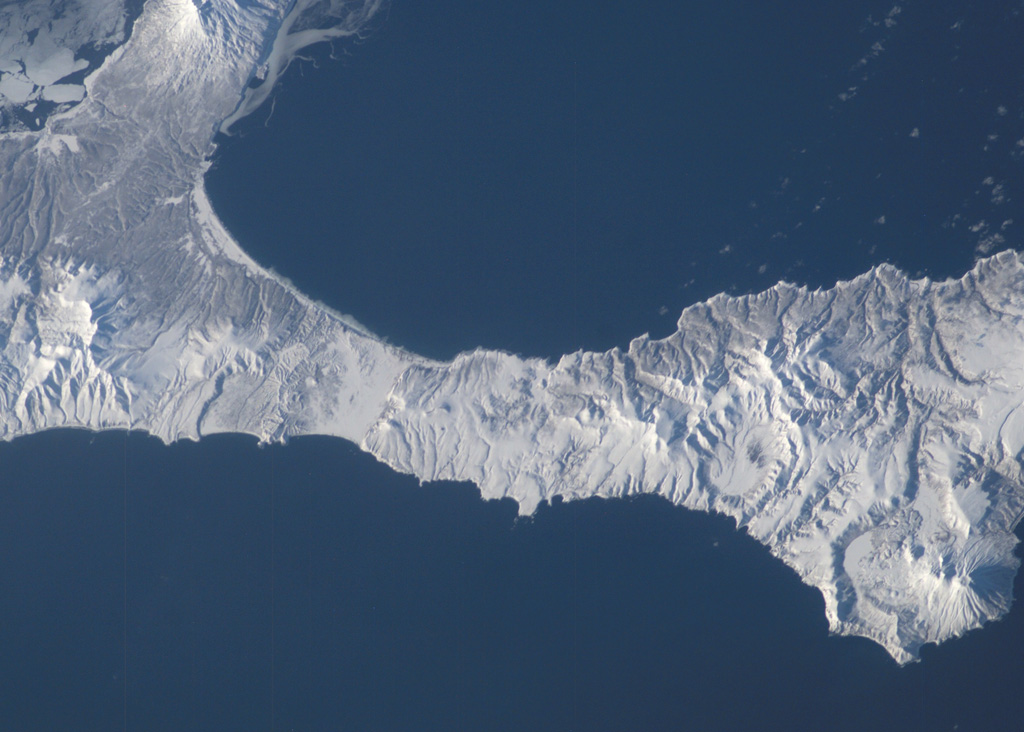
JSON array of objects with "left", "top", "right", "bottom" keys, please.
[{"left": 1, "top": 0, "right": 1023, "bottom": 664}]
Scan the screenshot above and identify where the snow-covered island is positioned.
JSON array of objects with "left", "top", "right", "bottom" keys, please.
[{"left": 1, "top": 0, "right": 1023, "bottom": 665}]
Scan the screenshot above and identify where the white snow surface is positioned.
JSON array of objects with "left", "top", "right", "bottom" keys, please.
[
  {"left": 0, "top": 0, "right": 127, "bottom": 121},
  {"left": 1, "top": 0, "right": 1023, "bottom": 665}
]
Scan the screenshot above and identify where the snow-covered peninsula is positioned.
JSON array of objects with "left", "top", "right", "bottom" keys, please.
[{"left": 2, "top": 0, "right": 1023, "bottom": 664}]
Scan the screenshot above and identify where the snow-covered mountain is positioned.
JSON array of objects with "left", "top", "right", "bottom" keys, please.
[{"left": 1, "top": 0, "right": 1023, "bottom": 664}]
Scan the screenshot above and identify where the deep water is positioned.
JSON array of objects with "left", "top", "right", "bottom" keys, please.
[
  {"left": 206, "top": 0, "right": 1024, "bottom": 362},
  {"left": 2, "top": 430, "right": 1024, "bottom": 732},
  {"left": 4, "top": 0, "right": 1024, "bottom": 730}
]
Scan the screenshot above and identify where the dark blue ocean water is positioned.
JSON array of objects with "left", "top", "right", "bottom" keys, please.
[
  {"left": 208, "top": 0, "right": 1023, "bottom": 362},
  {"left": 4, "top": 1, "right": 1024, "bottom": 730},
  {"left": 3, "top": 430, "right": 1024, "bottom": 732}
]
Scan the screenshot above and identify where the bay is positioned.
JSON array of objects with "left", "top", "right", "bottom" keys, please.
[{"left": 4, "top": 1, "right": 1024, "bottom": 730}]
